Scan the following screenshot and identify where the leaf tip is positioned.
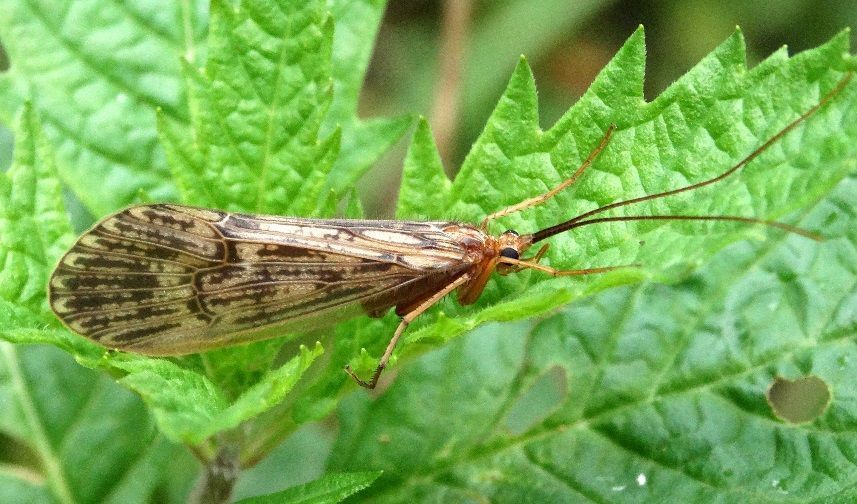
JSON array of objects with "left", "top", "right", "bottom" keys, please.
[
  {"left": 494, "top": 56, "right": 538, "bottom": 124},
  {"left": 407, "top": 117, "right": 442, "bottom": 161},
  {"left": 414, "top": 115, "right": 432, "bottom": 137},
  {"left": 512, "top": 55, "right": 534, "bottom": 82},
  {"left": 15, "top": 100, "right": 38, "bottom": 134},
  {"left": 585, "top": 26, "right": 647, "bottom": 103},
  {"left": 722, "top": 27, "right": 748, "bottom": 62},
  {"left": 322, "top": 13, "right": 335, "bottom": 33}
]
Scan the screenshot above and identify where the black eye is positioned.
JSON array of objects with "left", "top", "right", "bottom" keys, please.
[
  {"left": 500, "top": 247, "right": 519, "bottom": 260},
  {"left": 503, "top": 229, "right": 519, "bottom": 236}
]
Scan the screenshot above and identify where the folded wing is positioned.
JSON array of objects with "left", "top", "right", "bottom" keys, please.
[{"left": 49, "top": 204, "right": 474, "bottom": 355}]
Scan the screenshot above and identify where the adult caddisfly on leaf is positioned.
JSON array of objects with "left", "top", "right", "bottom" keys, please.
[{"left": 49, "top": 73, "right": 852, "bottom": 389}]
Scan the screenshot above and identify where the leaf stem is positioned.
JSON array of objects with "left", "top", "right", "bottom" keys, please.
[
  {"left": 187, "top": 442, "right": 215, "bottom": 465},
  {"left": 188, "top": 443, "right": 241, "bottom": 504},
  {"left": 430, "top": 0, "right": 473, "bottom": 169}
]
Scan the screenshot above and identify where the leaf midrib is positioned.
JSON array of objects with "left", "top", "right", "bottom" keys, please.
[{"left": 255, "top": 12, "right": 294, "bottom": 212}]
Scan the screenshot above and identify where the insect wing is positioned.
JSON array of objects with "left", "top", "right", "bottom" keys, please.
[{"left": 48, "top": 204, "right": 475, "bottom": 355}]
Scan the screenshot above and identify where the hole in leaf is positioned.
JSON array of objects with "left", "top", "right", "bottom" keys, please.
[
  {"left": 767, "top": 375, "right": 831, "bottom": 424},
  {"left": 503, "top": 365, "right": 567, "bottom": 435}
]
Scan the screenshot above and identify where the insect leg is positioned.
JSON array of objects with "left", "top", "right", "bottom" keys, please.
[
  {"left": 530, "top": 243, "right": 550, "bottom": 263},
  {"left": 345, "top": 272, "right": 473, "bottom": 389},
  {"left": 480, "top": 124, "right": 616, "bottom": 229}
]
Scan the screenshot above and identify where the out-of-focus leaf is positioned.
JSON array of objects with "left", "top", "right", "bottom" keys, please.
[{"left": 0, "top": 344, "right": 177, "bottom": 503}]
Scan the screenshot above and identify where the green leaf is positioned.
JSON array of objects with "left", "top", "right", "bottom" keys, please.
[
  {"left": 234, "top": 471, "right": 381, "bottom": 504},
  {"left": 0, "top": 344, "right": 179, "bottom": 504},
  {"left": 115, "top": 343, "right": 323, "bottom": 445},
  {"left": 164, "top": 0, "right": 339, "bottom": 215},
  {"left": 0, "top": 104, "right": 111, "bottom": 366},
  {"left": 0, "top": 104, "right": 85, "bottom": 348},
  {"left": 0, "top": 103, "right": 183, "bottom": 503},
  {"left": 4, "top": 5, "right": 857, "bottom": 500},
  {"left": 396, "top": 118, "right": 452, "bottom": 220},
  {"left": 328, "top": 173, "right": 857, "bottom": 501},
  {"left": 0, "top": 0, "right": 412, "bottom": 469},
  {"left": 392, "top": 27, "right": 857, "bottom": 358},
  {"left": 0, "top": 1, "right": 209, "bottom": 215},
  {"left": 131, "top": 0, "right": 410, "bottom": 455}
]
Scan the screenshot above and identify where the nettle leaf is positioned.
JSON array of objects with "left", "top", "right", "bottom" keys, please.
[
  {"left": 2, "top": 0, "right": 408, "bottom": 458},
  {"left": 133, "top": 0, "right": 390, "bottom": 449},
  {"left": 396, "top": 118, "right": 452, "bottom": 221},
  {"left": 3, "top": 3, "right": 856, "bottom": 500},
  {"left": 113, "top": 343, "right": 322, "bottom": 446},
  {"left": 329, "top": 173, "right": 857, "bottom": 501},
  {"left": 0, "top": 106, "right": 185, "bottom": 503},
  {"left": 0, "top": 344, "right": 180, "bottom": 504},
  {"left": 0, "top": 104, "right": 100, "bottom": 358},
  {"left": 386, "top": 28, "right": 857, "bottom": 361},
  {"left": 233, "top": 471, "right": 381, "bottom": 504},
  {"left": 0, "top": 0, "right": 209, "bottom": 215},
  {"left": 161, "top": 0, "right": 408, "bottom": 215},
  {"left": 164, "top": 0, "right": 339, "bottom": 215}
]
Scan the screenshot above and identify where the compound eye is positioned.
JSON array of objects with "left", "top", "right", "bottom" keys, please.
[
  {"left": 500, "top": 247, "right": 519, "bottom": 260},
  {"left": 502, "top": 229, "right": 519, "bottom": 236}
]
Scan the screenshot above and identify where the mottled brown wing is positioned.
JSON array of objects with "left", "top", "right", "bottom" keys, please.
[{"left": 49, "top": 204, "right": 478, "bottom": 355}]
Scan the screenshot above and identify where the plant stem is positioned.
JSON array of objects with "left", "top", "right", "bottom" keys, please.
[
  {"left": 430, "top": 0, "right": 473, "bottom": 169},
  {"left": 188, "top": 444, "right": 241, "bottom": 504}
]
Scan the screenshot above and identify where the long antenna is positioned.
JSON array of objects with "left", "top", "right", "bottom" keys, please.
[
  {"left": 557, "top": 215, "right": 822, "bottom": 240},
  {"left": 530, "top": 72, "right": 852, "bottom": 244}
]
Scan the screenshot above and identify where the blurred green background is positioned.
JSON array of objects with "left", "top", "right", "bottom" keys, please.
[{"left": 1, "top": 0, "right": 855, "bottom": 500}]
